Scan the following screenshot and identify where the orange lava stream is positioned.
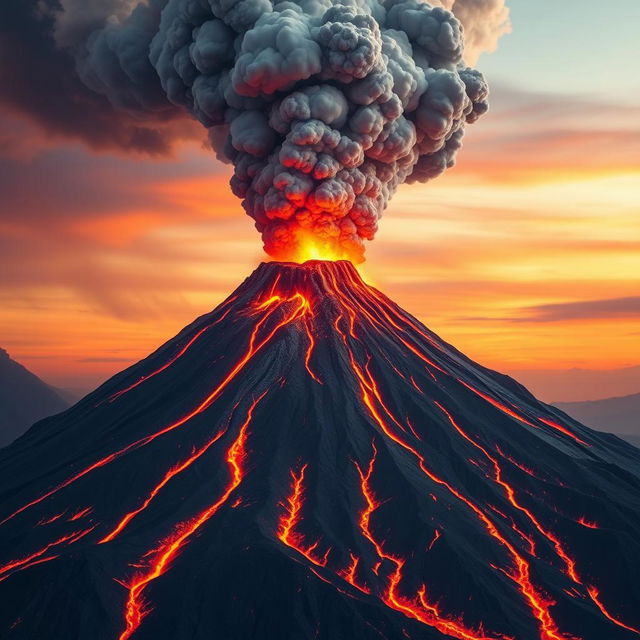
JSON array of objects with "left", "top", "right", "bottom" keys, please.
[
  {"left": 253, "top": 289, "right": 320, "bottom": 384},
  {"left": 363, "top": 282, "right": 443, "bottom": 351},
  {"left": 363, "top": 359, "right": 411, "bottom": 436},
  {"left": 458, "top": 380, "right": 540, "bottom": 430},
  {"left": 390, "top": 333, "right": 447, "bottom": 375},
  {"left": 487, "top": 505, "right": 536, "bottom": 556},
  {"left": 434, "top": 401, "right": 580, "bottom": 582},
  {"left": 576, "top": 517, "right": 599, "bottom": 530},
  {"left": 586, "top": 586, "right": 640, "bottom": 636},
  {"left": 107, "top": 304, "right": 235, "bottom": 403},
  {"left": 348, "top": 350, "right": 576, "bottom": 640},
  {"left": 0, "top": 555, "right": 59, "bottom": 582},
  {"left": 355, "top": 444, "right": 508, "bottom": 640},
  {"left": 117, "top": 392, "right": 266, "bottom": 640},
  {"left": 0, "top": 293, "right": 309, "bottom": 528},
  {"left": 69, "top": 507, "right": 93, "bottom": 522},
  {"left": 344, "top": 268, "right": 444, "bottom": 362},
  {"left": 37, "top": 512, "right": 66, "bottom": 526},
  {"left": 538, "top": 418, "right": 589, "bottom": 447},
  {"left": 427, "top": 528, "right": 441, "bottom": 552},
  {"left": 432, "top": 403, "right": 635, "bottom": 635},
  {"left": 0, "top": 526, "right": 95, "bottom": 583},
  {"left": 277, "top": 465, "right": 330, "bottom": 568},
  {"left": 337, "top": 553, "right": 370, "bottom": 594},
  {"left": 342, "top": 271, "right": 404, "bottom": 334},
  {"left": 304, "top": 318, "right": 323, "bottom": 384},
  {"left": 459, "top": 380, "right": 588, "bottom": 447},
  {"left": 326, "top": 268, "right": 447, "bottom": 375},
  {"left": 99, "top": 428, "right": 227, "bottom": 544},
  {"left": 323, "top": 268, "right": 400, "bottom": 345},
  {"left": 495, "top": 446, "right": 541, "bottom": 480}
]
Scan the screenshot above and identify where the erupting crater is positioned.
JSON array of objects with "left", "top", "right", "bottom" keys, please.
[{"left": 0, "top": 261, "right": 639, "bottom": 640}]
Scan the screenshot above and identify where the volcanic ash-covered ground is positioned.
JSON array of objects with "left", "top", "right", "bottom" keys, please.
[{"left": 0, "top": 260, "right": 639, "bottom": 640}]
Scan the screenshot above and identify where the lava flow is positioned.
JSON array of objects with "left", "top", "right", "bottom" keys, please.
[
  {"left": 0, "top": 260, "right": 638, "bottom": 640},
  {"left": 117, "top": 391, "right": 267, "bottom": 640}
]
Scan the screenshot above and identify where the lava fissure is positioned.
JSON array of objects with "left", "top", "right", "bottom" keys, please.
[
  {"left": 0, "top": 525, "right": 96, "bottom": 583},
  {"left": 0, "top": 291, "right": 309, "bottom": 528},
  {"left": 117, "top": 391, "right": 267, "bottom": 640},
  {"left": 433, "top": 403, "right": 638, "bottom": 635},
  {"left": 277, "top": 464, "right": 331, "bottom": 568},
  {"left": 587, "top": 587, "right": 640, "bottom": 636},
  {"left": 99, "top": 427, "right": 228, "bottom": 544},
  {"left": 347, "top": 344, "right": 577, "bottom": 640},
  {"left": 434, "top": 402, "right": 581, "bottom": 580},
  {"left": 353, "top": 443, "right": 509, "bottom": 640}
]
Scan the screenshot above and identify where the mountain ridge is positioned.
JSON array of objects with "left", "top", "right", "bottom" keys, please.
[
  {"left": 0, "top": 347, "right": 70, "bottom": 447},
  {"left": 555, "top": 393, "right": 640, "bottom": 447}
]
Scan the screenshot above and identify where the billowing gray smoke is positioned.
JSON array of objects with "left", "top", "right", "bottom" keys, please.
[{"left": 60, "top": 0, "right": 491, "bottom": 261}]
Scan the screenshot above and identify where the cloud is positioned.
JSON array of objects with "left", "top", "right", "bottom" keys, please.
[
  {"left": 456, "top": 85, "right": 640, "bottom": 182},
  {"left": 514, "top": 297, "right": 640, "bottom": 323},
  {"left": 77, "top": 356, "right": 139, "bottom": 363},
  {"left": 0, "top": 145, "right": 245, "bottom": 321},
  {"left": 436, "top": 0, "right": 511, "bottom": 65},
  {"left": 0, "top": 0, "right": 198, "bottom": 155},
  {"left": 1, "top": 67, "right": 638, "bottom": 390},
  {"left": 1, "top": 0, "right": 512, "bottom": 261}
]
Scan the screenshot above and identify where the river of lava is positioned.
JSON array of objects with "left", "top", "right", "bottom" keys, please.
[{"left": 117, "top": 391, "right": 267, "bottom": 640}]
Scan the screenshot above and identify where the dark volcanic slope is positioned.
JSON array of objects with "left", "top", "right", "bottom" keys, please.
[
  {"left": 0, "top": 348, "right": 69, "bottom": 447},
  {"left": 0, "top": 261, "right": 639, "bottom": 640}
]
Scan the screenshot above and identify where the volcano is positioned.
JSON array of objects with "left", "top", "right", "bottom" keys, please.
[{"left": 1, "top": 261, "right": 639, "bottom": 640}]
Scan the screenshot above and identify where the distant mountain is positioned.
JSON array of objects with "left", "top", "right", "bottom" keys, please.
[
  {"left": 55, "top": 387, "right": 88, "bottom": 405},
  {"left": 556, "top": 393, "right": 640, "bottom": 447},
  {"left": 0, "top": 348, "right": 70, "bottom": 447},
  {"left": 507, "top": 365, "right": 640, "bottom": 403}
]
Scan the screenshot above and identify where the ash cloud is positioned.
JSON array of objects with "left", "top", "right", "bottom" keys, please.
[
  {"left": 434, "top": 0, "right": 511, "bottom": 65},
  {"left": 1, "top": 0, "right": 505, "bottom": 261},
  {"left": 0, "top": 0, "right": 200, "bottom": 155}
]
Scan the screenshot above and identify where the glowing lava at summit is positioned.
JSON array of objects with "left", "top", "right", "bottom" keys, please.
[{"left": 0, "top": 260, "right": 638, "bottom": 640}]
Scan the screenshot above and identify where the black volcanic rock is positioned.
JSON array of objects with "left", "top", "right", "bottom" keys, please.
[
  {"left": 0, "top": 348, "right": 69, "bottom": 447},
  {"left": 0, "top": 261, "right": 639, "bottom": 640}
]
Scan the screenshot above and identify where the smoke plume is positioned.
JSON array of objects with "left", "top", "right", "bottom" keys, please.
[
  {"left": 4, "top": 0, "right": 503, "bottom": 261},
  {"left": 434, "top": 0, "right": 511, "bottom": 65}
]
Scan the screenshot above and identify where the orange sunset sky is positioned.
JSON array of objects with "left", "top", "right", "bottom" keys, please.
[{"left": 0, "top": 1, "right": 639, "bottom": 402}]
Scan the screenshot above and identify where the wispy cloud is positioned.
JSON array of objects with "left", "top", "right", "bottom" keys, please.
[{"left": 512, "top": 297, "right": 640, "bottom": 323}]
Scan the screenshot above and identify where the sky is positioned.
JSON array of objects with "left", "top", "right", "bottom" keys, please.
[{"left": 0, "top": 0, "right": 639, "bottom": 402}]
